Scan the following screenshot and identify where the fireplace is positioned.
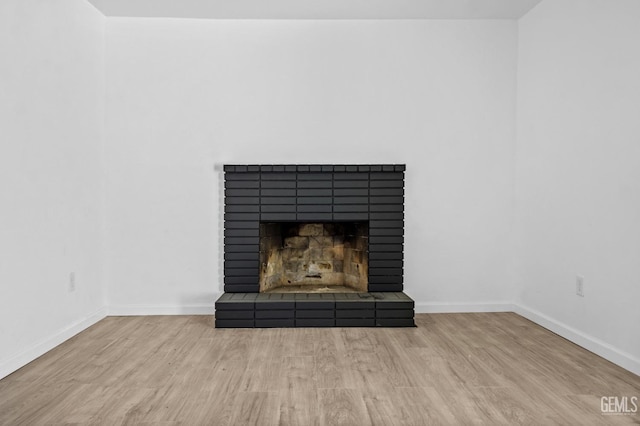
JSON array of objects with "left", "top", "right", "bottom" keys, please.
[
  {"left": 260, "top": 222, "right": 368, "bottom": 293},
  {"left": 215, "top": 164, "right": 414, "bottom": 328}
]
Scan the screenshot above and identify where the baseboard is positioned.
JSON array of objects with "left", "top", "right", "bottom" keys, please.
[
  {"left": 108, "top": 304, "right": 215, "bottom": 316},
  {"left": 514, "top": 304, "right": 640, "bottom": 377},
  {"left": 414, "top": 301, "right": 639, "bottom": 376},
  {"left": 3, "top": 302, "right": 636, "bottom": 380},
  {"left": 0, "top": 307, "right": 107, "bottom": 380},
  {"left": 415, "top": 301, "right": 516, "bottom": 313}
]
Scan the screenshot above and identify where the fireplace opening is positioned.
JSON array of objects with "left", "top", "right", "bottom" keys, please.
[{"left": 259, "top": 222, "right": 368, "bottom": 293}]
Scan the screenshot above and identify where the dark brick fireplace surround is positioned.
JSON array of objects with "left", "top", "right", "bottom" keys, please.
[{"left": 215, "top": 164, "right": 415, "bottom": 328}]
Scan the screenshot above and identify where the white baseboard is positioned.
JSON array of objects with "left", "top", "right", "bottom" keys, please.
[
  {"left": 2, "top": 302, "right": 637, "bottom": 381},
  {"left": 108, "top": 304, "right": 215, "bottom": 316},
  {"left": 514, "top": 304, "right": 640, "bottom": 377},
  {"left": 414, "top": 301, "right": 639, "bottom": 376},
  {"left": 415, "top": 301, "right": 515, "bottom": 313},
  {"left": 0, "top": 307, "right": 107, "bottom": 380}
]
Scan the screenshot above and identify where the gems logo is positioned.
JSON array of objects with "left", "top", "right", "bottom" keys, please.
[{"left": 601, "top": 396, "right": 638, "bottom": 415}]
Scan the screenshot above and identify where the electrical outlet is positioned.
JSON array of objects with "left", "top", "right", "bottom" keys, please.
[
  {"left": 576, "top": 275, "right": 584, "bottom": 297},
  {"left": 69, "top": 272, "right": 76, "bottom": 293}
]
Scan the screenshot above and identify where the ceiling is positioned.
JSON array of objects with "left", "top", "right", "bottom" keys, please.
[{"left": 87, "top": 0, "right": 543, "bottom": 20}]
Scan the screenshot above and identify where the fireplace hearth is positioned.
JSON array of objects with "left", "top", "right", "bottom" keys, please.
[{"left": 215, "top": 164, "right": 414, "bottom": 328}]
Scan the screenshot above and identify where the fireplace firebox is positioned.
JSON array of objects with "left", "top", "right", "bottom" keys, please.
[
  {"left": 215, "top": 164, "right": 415, "bottom": 328},
  {"left": 260, "top": 222, "right": 369, "bottom": 293}
]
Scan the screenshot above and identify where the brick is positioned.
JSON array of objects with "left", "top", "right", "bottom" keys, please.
[
  {"left": 296, "top": 310, "right": 335, "bottom": 319},
  {"left": 215, "top": 310, "right": 254, "bottom": 320},
  {"left": 255, "top": 319, "right": 295, "bottom": 328},
  {"left": 375, "top": 318, "right": 415, "bottom": 327},
  {"left": 295, "top": 318, "right": 335, "bottom": 327},
  {"left": 335, "top": 309, "right": 375, "bottom": 318},
  {"left": 215, "top": 319, "right": 254, "bottom": 328},
  {"left": 336, "top": 319, "right": 376, "bottom": 327}
]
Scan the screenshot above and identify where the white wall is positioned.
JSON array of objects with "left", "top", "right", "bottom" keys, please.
[
  {"left": 0, "top": 0, "right": 106, "bottom": 378},
  {"left": 105, "top": 19, "right": 518, "bottom": 313},
  {"left": 516, "top": 0, "right": 640, "bottom": 374},
  {"left": 2, "top": 0, "right": 637, "bottom": 380}
]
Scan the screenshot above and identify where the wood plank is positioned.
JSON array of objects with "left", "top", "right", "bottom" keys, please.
[
  {"left": 1, "top": 313, "right": 639, "bottom": 425},
  {"left": 318, "top": 388, "right": 371, "bottom": 426}
]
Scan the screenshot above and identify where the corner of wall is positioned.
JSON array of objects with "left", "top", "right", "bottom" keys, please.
[
  {"left": 514, "top": 304, "right": 640, "bottom": 376},
  {"left": 0, "top": 308, "right": 107, "bottom": 380}
]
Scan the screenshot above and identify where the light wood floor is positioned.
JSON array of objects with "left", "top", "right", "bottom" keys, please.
[{"left": 1, "top": 313, "right": 638, "bottom": 425}]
